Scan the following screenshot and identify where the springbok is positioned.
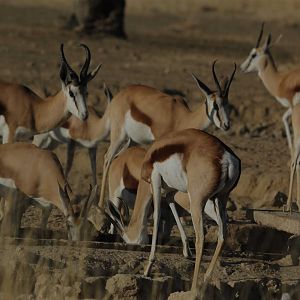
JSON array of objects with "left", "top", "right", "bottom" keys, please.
[
  {"left": 99, "top": 61, "right": 237, "bottom": 208},
  {"left": 240, "top": 23, "right": 300, "bottom": 155},
  {"left": 106, "top": 145, "right": 235, "bottom": 258},
  {"left": 106, "top": 128, "right": 241, "bottom": 297},
  {"left": 33, "top": 84, "right": 112, "bottom": 186},
  {"left": 0, "top": 44, "right": 101, "bottom": 143},
  {"left": 0, "top": 143, "right": 98, "bottom": 240}
]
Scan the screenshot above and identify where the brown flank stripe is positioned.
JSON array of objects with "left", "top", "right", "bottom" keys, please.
[{"left": 130, "top": 103, "right": 152, "bottom": 126}]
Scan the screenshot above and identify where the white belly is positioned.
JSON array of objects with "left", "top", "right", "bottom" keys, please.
[
  {"left": 15, "top": 126, "right": 34, "bottom": 140},
  {"left": 276, "top": 97, "right": 290, "bottom": 108},
  {"left": 0, "top": 177, "right": 16, "bottom": 189},
  {"left": 293, "top": 92, "right": 300, "bottom": 106},
  {"left": 154, "top": 154, "right": 187, "bottom": 192},
  {"left": 124, "top": 111, "right": 154, "bottom": 144},
  {"left": 50, "top": 128, "right": 70, "bottom": 143},
  {"left": 75, "top": 138, "right": 97, "bottom": 148},
  {"left": 32, "top": 197, "right": 51, "bottom": 208}
]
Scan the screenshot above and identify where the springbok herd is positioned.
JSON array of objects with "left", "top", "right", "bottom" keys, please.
[{"left": 0, "top": 22, "right": 299, "bottom": 297}]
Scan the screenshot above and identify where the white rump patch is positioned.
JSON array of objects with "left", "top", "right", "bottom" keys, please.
[
  {"left": 124, "top": 111, "right": 154, "bottom": 144},
  {"left": 154, "top": 153, "right": 187, "bottom": 192}
]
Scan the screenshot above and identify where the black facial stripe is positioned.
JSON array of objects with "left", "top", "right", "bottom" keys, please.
[
  {"left": 245, "top": 56, "right": 254, "bottom": 70},
  {"left": 205, "top": 101, "right": 215, "bottom": 123},
  {"left": 73, "top": 97, "right": 79, "bottom": 110},
  {"left": 215, "top": 109, "right": 221, "bottom": 124}
]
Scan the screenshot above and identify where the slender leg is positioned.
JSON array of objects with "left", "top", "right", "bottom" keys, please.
[
  {"left": 286, "top": 156, "right": 297, "bottom": 212},
  {"left": 65, "top": 140, "right": 76, "bottom": 180},
  {"left": 2, "top": 124, "right": 15, "bottom": 144},
  {"left": 0, "top": 197, "right": 5, "bottom": 223},
  {"left": 283, "top": 109, "right": 293, "bottom": 155},
  {"left": 89, "top": 147, "right": 97, "bottom": 186},
  {"left": 40, "top": 205, "right": 52, "bottom": 229},
  {"left": 202, "top": 198, "right": 226, "bottom": 290},
  {"left": 99, "top": 138, "right": 128, "bottom": 208},
  {"left": 169, "top": 202, "right": 192, "bottom": 258},
  {"left": 189, "top": 192, "right": 205, "bottom": 293},
  {"left": 144, "top": 170, "right": 161, "bottom": 276},
  {"left": 297, "top": 160, "right": 300, "bottom": 211}
]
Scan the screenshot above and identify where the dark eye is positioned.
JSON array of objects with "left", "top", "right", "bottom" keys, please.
[
  {"left": 251, "top": 53, "right": 257, "bottom": 58},
  {"left": 69, "top": 90, "right": 74, "bottom": 98}
]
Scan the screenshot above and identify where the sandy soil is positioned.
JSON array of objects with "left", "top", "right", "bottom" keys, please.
[{"left": 0, "top": 0, "right": 300, "bottom": 299}]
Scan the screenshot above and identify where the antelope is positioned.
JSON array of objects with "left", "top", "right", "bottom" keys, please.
[
  {"left": 106, "top": 145, "right": 234, "bottom": 258},
  {"left": 0, "top": 142, "right": 98, "bottom": 240},
  {"left": 33, "top": 84, "right": 112, "bottom": 186},
  {"left": 99, "top": 61, "right": 237, "bottom": 208},
  {"left": 0, "top": 44, "right": 101, "bottom": 143},
  {"left": 106, "top": 128, "right": 241, "bottom": 297},
  {"left": 240, "top": 23, "right": 300, "bottom": 155}
]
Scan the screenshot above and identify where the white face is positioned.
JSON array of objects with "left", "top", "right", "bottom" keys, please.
[
  {"left": 206, "top": 93, "right": 230, "bottom": 131},
  {"left": 240, "top": 48, "right": 264, "bottom": 73},
  {"left": 63, "top": 83, "right": 88, "bottom": 121},
  {"left": 66, "top": 215, "right": 85, "bottom": 241}
]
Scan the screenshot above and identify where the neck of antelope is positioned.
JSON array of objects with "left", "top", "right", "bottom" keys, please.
[
  {"left": 124, "top": 179, "right": 152, "bottom": 244},
  {"left": 179, "top": 101, "right": 210, "bottom": 131},
  {"left": 33, "top": 90, "right": 70, "bottom": 133},
  {"left": 89, "top": 107, "right": 111, "bottom": 142},
  {"left": 258, "top": 55, "right": 281, "bottom": 98}
]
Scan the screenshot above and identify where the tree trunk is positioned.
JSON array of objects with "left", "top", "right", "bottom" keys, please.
[{"left": 68, "top": 0, "right": 126, "bottom": 38}]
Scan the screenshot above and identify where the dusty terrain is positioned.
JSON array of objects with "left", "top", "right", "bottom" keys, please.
[{"left": 1, "top": 0, "right": 300, "bottom": 299}]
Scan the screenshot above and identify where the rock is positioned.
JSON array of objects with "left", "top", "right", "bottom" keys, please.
[
  {"left": 80, "top": 276, "right": 106, "bottom": 299},
  {"left": 168, "top": 290, "right": 194, "bottom": 300},
  {"left": 106, "top": 274, "right": 139, "bottom": 299}
]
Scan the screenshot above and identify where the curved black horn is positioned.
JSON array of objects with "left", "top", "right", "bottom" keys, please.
[
  {"left": 212, "top": 60, "right": 222, "bottom": 96},
  {"left": 60, "top": 44, "right": 79, "bottom": 83},
  {"left": 256, "top": 22, "right": 265, "bottom": 48},
  {"left": 80, "top": 44, "right": 91, "bottom": 81},
  {"left": 224, "top": 63, "right": 237, "bottom": 97}
]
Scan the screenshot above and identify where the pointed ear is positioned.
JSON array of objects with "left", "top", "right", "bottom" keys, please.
[
  {"left": 87, "top": 64, "right": 102, "bottom": 82},
  {"left": 80, "top": 185, "right": 98, "bottom": 218},
  {"left": 263, "top": 33, "right": 272, "bottom": 51},
  {"left": 58, "top": 183, "right": 74, "bottom": 218},
  {"left": 103, "top": 82, "right": 113, "bottom": 102},
  {"left": 59, "top": 62, "right": 68, "bottom": 86},
  {"left": 191, "top": 73, "right": 212, "bottom": 97}
]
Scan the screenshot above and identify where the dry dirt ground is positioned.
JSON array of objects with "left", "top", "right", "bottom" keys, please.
[{"left": 1, "top": 0, "right": 300, "bottom": 299}]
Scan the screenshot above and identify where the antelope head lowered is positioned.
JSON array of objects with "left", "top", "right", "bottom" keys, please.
[
  {"left": 60, "top": 44, "right": 101, "bottom": 121},
  {"left": 59, "top": 184, "right": 98, "bottom": 241},
  {"left": 192, "top": 61, "right": 237, "bottom": 131}
]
